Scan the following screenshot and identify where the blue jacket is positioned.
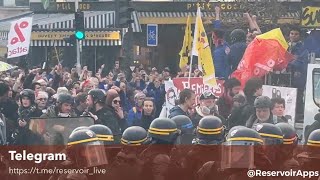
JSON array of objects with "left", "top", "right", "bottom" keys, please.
[
  {"left": 129, "top": 80, "right": 146, "bottom": 91},
  {"left": 168, "top": 106, "right": 188, "bottom": 119},
  {"left": 289, "top": 32, "right": 320, "bottom": 89},
  {"left": 146, "top": 83, "right": 166, "bottom": 116},
  {"left": 126, "top": 106, "right": 142, "bottom": 127},
  {"left": 119, "top": 91, "right": 132, "bottom": 114},
  {"left": 213, "top": 43, "right": 229, "bottom": 79},
  {"left": 228, "top": 42, "right": 247, "bottom": 73}
]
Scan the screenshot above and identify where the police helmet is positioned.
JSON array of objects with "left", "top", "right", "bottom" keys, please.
[
  {"left": 121, "top": 126, "right": 149, "bottom": 145},
  {"left": 57, "top": 94, "right": 74, "bottom": 105},
  {"left": 67, "top": 129, "right": 108, "bottom": 168},
  {"left": 307, "top": 129, "right": 320, "bottom": 147},
  {"left": 254, "top": 123, "right": 283, "bottom": 145},
  {"left": 171, "top": 115, "right": 194, "bottom": 134},
  {"left": 254, "top": 96, "right": 272, "bottom": 109},
  {"left": 223, "top": 126, "right": 262, "bottom": 169},
  {"left": 89, "top": 124, "right": 114, "bottom": 144},
  {"left": 195, "top": 116, "right": 224, "bottom": 145},
  {"left": 226, "top": 126, "right": 263, "bottom": 145},
  {"left": 88, "top": 89, "right": 106, "bottom": 104},
  {"left": 20, "top": 89, "right": 35, "bottom": 104},
  {"left": 276, "top": 123, "right": 298, "bottom": 145},
  {"left": 71, "top": 126, "right": 89, "bottom": 134},
  {"left": 148, "top": 118, "right": 180, "bottom": 143}
]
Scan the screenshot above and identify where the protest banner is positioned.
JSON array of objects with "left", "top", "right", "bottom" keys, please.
[
  {"left": 262, "top": 85, "right": 297, "bottom": 126},
  {"left": 164, "top": 77, "right": 224, "bottom": 117}
]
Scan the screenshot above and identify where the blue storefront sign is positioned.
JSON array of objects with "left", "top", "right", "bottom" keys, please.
[{"left": 147, "top": 24, "right": 158, "bottom": 46}]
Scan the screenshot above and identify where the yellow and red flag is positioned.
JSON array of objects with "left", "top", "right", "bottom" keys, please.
[
  {"left": 179, "top": 15, "right": 192, "bottom": 70},
  {"left": 232, "top": 28, "right": 294, "bottom": 86}
]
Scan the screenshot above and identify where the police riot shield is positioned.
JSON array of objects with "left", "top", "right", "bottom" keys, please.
[
  {"left": 28, "top": 117, "right": 94, "bottom": 145},
  {"left": 221, "top": 144, "right": 255, "bottom": 170}
]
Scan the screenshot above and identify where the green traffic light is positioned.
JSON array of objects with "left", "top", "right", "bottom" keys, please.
[{"left": 75, "top": 31, "right": 85, "bottom": 40}]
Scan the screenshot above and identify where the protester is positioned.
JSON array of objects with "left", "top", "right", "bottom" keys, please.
[
  {"left": 271, "top": 97, "right": 288, "bottom": 123},
  {"left": 227, "top": 29, "right": 247, "bottom": 73},
  {"left": 74, "top": 92, "right": 87, "bottom": 116},
  {"left": 217, "top": 78, "right": 241, "bottom": 119},
  {"left": 146, "top": 76, "right": 166, "bottom": 117},
  {"left": 41, "top": 93, "right": 76, "bottom": 118},
  {"left": 193, "top": 91, "right": 224, "bottom": 126},
  {"left": 133, "top": 97, "right": 156, "bottom": 130},
  {"left": 241, "top": 77, "right": 264, "bottom": 122},
  {"left": 127, "top": 92, "right": 146, "bottom": 127},
  {"left": 211, "top": 6, "right": 229, "bottom": 79},
  {"left": 105, "top": 89, "right": 127, "bottom": 140},
  {"left": 169, "top": 89, "right": 195, "bottom": 119},
  {"left": 36, "top": 91, "right": 49, "bottom": 113},
  {"left": 246, "top": 96, "right": 276, "bottom": 129}
]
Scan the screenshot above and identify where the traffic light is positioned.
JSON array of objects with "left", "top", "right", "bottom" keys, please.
[
  {"left": 74, "top": 11, "right": 85, "bottom": 40},
  {"left": 63, "top": 34, "right": 76, "bottom": 45},
  {"left": 116, "top": 0, "right": 134, "bottom": 28}
]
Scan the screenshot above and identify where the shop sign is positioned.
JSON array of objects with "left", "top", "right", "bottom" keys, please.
[
  {"left": 31, "top": 31, "right": 120, "bottom": 40},
  {"left": 301, "top": 6, "right": 320, "bottom": 27}
]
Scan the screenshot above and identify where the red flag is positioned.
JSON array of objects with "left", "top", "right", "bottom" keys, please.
[{"left": 232, "top": 28, "right": 294, "bottom": 86}]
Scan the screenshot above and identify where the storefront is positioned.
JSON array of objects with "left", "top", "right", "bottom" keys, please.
[{"left": 0, "top": 14, "right": 141, "bottom": 71}]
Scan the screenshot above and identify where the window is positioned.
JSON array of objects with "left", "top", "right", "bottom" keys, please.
[
  {"left": 15, "top": 0, "right": 29, "bottom": 6},
  {"left": 313, "top": 68, "right": 320, "bottom": 108}
]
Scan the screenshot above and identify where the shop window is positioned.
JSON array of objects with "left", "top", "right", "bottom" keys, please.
[
  {"left": 15, "top": 0, "right": 29, "bottom": 6},
  {"left": 313, "top": 68, "right": 320, "bottom": 108}
]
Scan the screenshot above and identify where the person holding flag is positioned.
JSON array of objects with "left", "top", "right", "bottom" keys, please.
[{"left": 232, "top": 28, "right": 294, "bottom": 87}]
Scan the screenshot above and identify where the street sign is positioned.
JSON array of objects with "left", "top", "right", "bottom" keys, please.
[
  {"left": 147, "top": 24, "right": 158, "bottom": 47},
  {"left": 7, "top": 17, "right": 33, "bottom": 58},
  {"left": 130, "top": 66, "right": 135, "bottom": 72}
]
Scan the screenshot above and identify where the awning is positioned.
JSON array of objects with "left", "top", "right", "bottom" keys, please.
[
  {"left": 137, "top": 11, "right": 301, "bottom": 24},
  {"left": 0, "top": 11, "right": 142, "bottom": 47}
]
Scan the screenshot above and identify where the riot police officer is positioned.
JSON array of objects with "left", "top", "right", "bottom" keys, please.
[
  {"left": 106, "top": 126, "right": 150, "bottom": 180},
  {"left": 50, "top": 129, "right": 109, "bottom": 180},
  {"left": 171, "top": 115, "right": 194, "bottom": 144},
  {"left": 254, "top": 123, "right": 284, "bottom": 169},
  {"left": 197, "top": 126, "right": 272, "bottom": 180},
  {"left": 184, "top": 116, "right": 225, "bottom": 180},
  {"left": 297, "top": 129, "right": 320, "bottom": 178},
  {"left": 275, "top": 123, "right": 300, "bottom": 171},
  {"left": 193, "top": 116, "right": 225, "bottom": 145},
  {"left": 169, "top": 115, "right": 194, "bottom": 180},
  {"left": 139, "top": 118, "right": 180, "bottom": 180}
]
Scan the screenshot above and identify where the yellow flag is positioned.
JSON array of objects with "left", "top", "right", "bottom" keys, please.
[
  {"left": 179, "top": 15, "right": 192, "bottom": 70},
  {"left": 257, "top": 28, "right": 289, "bottom": 50},
  {"left": 194, "top": 8, "right": 217, "bottom": 87}
]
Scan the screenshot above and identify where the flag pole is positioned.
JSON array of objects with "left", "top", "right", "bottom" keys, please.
[{"left": 188, "top": 55, "right": 193, "bottom": 84}]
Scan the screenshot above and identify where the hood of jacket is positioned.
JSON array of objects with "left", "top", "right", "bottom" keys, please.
[{"left": 169, "top": 106, "right": 188, "bottom": 118}]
